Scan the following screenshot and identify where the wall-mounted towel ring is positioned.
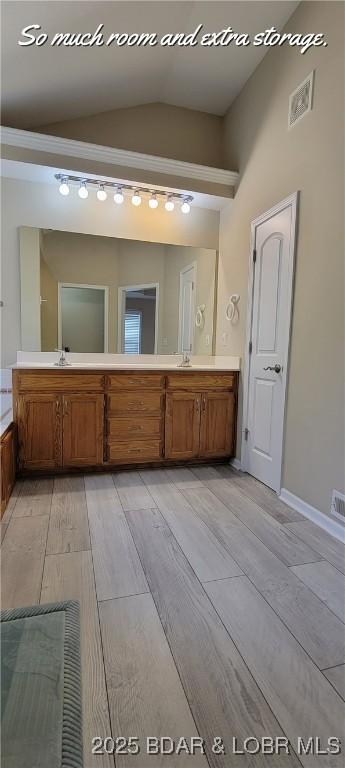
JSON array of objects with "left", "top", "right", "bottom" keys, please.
[
  {"left": 226, "top": 294, "right": 240, "bottom": 323},
  {"left": 195, "top": 304, "right": 206, "bottom": 328}
]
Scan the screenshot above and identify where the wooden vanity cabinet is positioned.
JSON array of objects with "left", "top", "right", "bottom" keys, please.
[
  {"left": 1, "top": 425, "right": 16, "bottom": 516},
  {"left": 105, "top": 373, "right": 164, "bottom": 463},
  {"left": 62, "top": 393, "right": 104, "bottom": 466},
  {"left": 165, "top": 391, "right": 201, "bottom": 460},
  {"left": 17, "top": 392, "right": 62, "bottom": 469},
  {"left": 199, "top": 390, "right": 235, "bottom": 458},
  {"left": 165, "top": 376, "right": 237, "bottom": 460},
  {"left": 15, "top": 374, "right": 104, "bottom": 471},
  {"left": 13, "top": 368, "right": 238, "bottom": 473}
]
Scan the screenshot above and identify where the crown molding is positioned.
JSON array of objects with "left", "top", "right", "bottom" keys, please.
[{"left": 1, "top": 127, "right": 239, "bottom": 188}]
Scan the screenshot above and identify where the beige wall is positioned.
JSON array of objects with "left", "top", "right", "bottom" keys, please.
[
  {"left": 40, "top": 255, "right": 58, "bottom": 351},
  {"left": 216, "top": 1, "right": 344, "bottom": 515},
  {"left": 19, "top": 227, "right": 41, "bottom": 350},
  {"left": 1, "top": 176, "right": 219, "bottom": 366},
  {"left": 37, "top": 102, "right": 224, "bottom": 168}
]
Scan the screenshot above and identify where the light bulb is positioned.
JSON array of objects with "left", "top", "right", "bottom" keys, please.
[
  {"left": 59, "top": 177, "right": 69, "bottom": 196},
  {"left": 114, "top": 187, "right": 124, "bottom": 205},
  {"left": 165, "top": 196, "right": 174, "bottom": 212},
  {"left": 78, "top": 181, "right": 88, "bottom": 199},
  {"left": 149, "top": 194, "right": 158, "bottom": 209},
  {"left": 181, "top": 200, "right": 191, "bottom": 214},
  {"left": 97, "top": 184, "right": 107, "bottom": 201},
  {"left": 132, "top": 190, "right": 142, "bottom": 206}
]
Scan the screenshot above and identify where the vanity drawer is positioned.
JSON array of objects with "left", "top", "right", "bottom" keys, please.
[
  {"left": 107, "top": 392, "right": 163, "bottom": 416},
  {"left": 167, "top": 373, "right": 236, "bottom": 391},
  {"left": 18, "top": 372, "right": 105, "bottom": 392},
  {"left": 107, "top": 373, "right": 164, "bottom": 390},
  {"left": 108, "top": 439, "right": 162, "bottom": 463},
  {"left": 107, "top": 417, "right": 161, "bottom": 440}
]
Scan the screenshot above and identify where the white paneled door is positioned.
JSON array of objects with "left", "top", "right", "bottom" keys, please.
[
  {"left": 244, "top": 194, "right": 298, "bottom": 492},
  {"left": 178, "top": 263, "right": 196, "bottom": 354}
]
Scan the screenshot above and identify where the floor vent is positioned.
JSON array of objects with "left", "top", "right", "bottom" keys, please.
[
  {"left": 331, "top": 490, "right": 345, "bottom": 523},
  {"left": 288, "top": 71, "right": 314, "bottom": 128}
]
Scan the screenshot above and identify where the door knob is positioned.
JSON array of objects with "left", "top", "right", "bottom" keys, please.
[{"left": 263, "top": 364, "right": 282, "bottom": 373}]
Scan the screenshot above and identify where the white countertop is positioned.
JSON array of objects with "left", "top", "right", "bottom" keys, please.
[
  {"left": 12, "top": 352, "right": 241, "bottom": 372},
  {"left": 11, "top": 363, "right": 240, "bottom": 371}
]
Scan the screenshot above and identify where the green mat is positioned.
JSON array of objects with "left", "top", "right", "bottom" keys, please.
[{"left": 1, "top": 601, "right": 83, "bottom": 768}]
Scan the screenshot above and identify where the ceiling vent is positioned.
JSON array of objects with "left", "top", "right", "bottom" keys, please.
[
  {"left": 288, "top": 71, "right": 314, "bottom": 129},
  {"left": 331, "top": 490, "right": 345, "bottom": 523}
]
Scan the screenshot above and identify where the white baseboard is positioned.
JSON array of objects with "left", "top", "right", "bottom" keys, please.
[
  {"left": 279, "top": 488, "right": 345, "bottom": 543},
  {"left": 229, "top": 458, "right": 243, "bottom": 472}
]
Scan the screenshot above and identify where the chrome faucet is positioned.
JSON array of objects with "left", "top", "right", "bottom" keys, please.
[
  {"left": 178, "top": 352, "right": 192, "bottom": 368},
  {"left": 54, "top": 349, "right": 71, "bottom": 367}
]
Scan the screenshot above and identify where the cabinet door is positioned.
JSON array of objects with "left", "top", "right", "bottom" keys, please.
[
  {"left": 1, "top": 428, "right": 16, "bottom": 517},
  {"left": 63, "top": 393, "right": 104, "bottom": 466},
  {"left": 200, "top": 391, "right": 235, "bottom": 458},
  {"left": 18, "top": 394, "right": 62, "bottom": 469},
  {"left": 165, "top": 392, "right": 200, "bottom": 460}
]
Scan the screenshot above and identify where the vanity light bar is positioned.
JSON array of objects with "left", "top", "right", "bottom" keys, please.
[{"left": 55, "top": 174, "right": 193, "bottom": 213}]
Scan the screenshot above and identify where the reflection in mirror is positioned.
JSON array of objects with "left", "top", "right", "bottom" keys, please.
[
  {"left": 60, "top": 284, "right": 108, "bottom": 352},
  {"left": 20, "top": 227, "right": 217, "bottom": 355},
  {"left": 119, "top": 285, "right": 158, "bottom": 354}
]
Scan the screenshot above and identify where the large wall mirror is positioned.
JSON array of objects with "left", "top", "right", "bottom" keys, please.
[{"left": 20, "top": 228, "right": 218, "bottom": 356}]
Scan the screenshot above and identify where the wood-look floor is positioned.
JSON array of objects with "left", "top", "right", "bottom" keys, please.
[{"left": 1, "top": 466, "right": 345, "bottom": 767}]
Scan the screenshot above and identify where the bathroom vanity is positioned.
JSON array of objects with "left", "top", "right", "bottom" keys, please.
[
  {"left": 12, "top": 364, "right": 239, "bottom": 473},
  {"left": 15, "top": 223, "right": 240, "bottom": 476}
]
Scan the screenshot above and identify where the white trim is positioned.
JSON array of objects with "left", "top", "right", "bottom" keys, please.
[
  {"left": 229, "top": 458, "right": 243, "bottom": 472},
  {"left": 178, "top": 261, "right": 197, "bottom": 354},
  {"left": 241, "top": 192, "right": 299, "bottom": 492},
  {"left": 58, "top": 282, "right": 109, "bottom": 353},
  {"left": 117, "top": 282, "right": 159, "bottom": 354},
  {"left": 279, "top": 488, "right": 345, "bottom": 544},
  {"left": 1, "top": 127, "right": 239, "bottom": 188}
]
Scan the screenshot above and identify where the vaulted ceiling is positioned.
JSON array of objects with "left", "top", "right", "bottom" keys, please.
[{"left": 2, "top": 1, "right": 298, "bottom": 128}]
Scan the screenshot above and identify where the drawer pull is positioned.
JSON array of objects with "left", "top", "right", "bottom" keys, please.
[
  {"left": 128, "top": 425, "right": 143, "bottom": 432},
  {"left": 128, "top": 448, "right": 141, "bottom": 454},
  {"left": 129, "top": 401, "right": 144, "bottom": 407}
]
